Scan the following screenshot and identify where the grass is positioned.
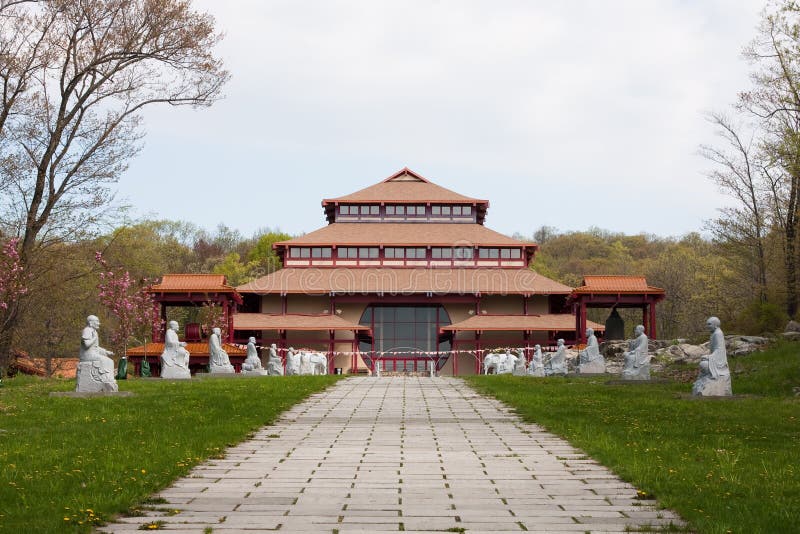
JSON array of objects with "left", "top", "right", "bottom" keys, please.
[
  {"left": 0, "top": 374, "right": 341, "bottom": 533},
  {"left": 466, "top": 342, "right": 800, "bottom": 534}
]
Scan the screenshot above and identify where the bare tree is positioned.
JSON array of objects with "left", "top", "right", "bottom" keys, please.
[
  {"left": 700, "top": 112, "right": 770, "bottom": 303},
  {"left": 0, "top": 0, "right": 229, "bottom": 367}
]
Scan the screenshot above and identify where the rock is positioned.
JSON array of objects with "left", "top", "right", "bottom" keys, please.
[
  {"left": 725, "top": 335, "right": 769, "bottom": 356},
  {"left": 692, "top": 375, "right": 733, "bottom": 397},
  {"left": 783, "top": 331, "right": 800, "bottom": 341}
]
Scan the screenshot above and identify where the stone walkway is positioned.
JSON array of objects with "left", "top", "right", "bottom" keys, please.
[{"left": 103, "top": 377, "right": 683, "bottom": 533}]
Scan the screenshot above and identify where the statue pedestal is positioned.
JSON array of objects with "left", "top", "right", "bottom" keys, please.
[
  {"left": 578, "top": 359, "right": 606, "bottom": 374},
  {"left": 241, "top": 368, "right": 268, "bottom": 376},
  {"left": 621, "top": 364, "right": 651, "bottom": 381},
  {"left": 692, "top": 375, "right": 732, "bottom": 397},
  {"left": 76, "top": 361, "right": 118, "bottom": 392},
  {"left": 209, "top": 364, "right": 235, "bottom": 374},
  {"left": 161, "top": 365, "right": 191, "bottom": 379}
]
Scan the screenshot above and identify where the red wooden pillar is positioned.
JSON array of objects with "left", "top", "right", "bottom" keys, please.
[
  {"left": 452, "top": 339, "right": 459, "bottom": 376},
  {"left": 328, "top": 329, "right": 335, "bottom": 374},
  {"left": 642, "top": 305, "right": 648, "bottom": 334},
  {"left": 648, "top": 300, "right": 657, "bottom": 340},
  {"left": 152, "top": 301, "right": 161, "bottom": 342},
  {"left": 475, "top": 331, "right": 482, "bottom": 374},
  {"left": 577, "top": 301, "right": 587, "bottom": 343}
]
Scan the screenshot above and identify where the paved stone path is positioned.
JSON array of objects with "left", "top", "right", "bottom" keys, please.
[{"left": 104, "top": 377, "right": 683, "bottom": 533}]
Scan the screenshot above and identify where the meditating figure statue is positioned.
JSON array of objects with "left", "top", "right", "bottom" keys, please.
[
  {"left": 545, "top": 339, "right": 568, "bottom": 376},
  {"left": 266, "top": 343, "right": 284, "bottom": 376},
  {"left": 242, "top": 337, "right": 268, "bottom": 375},
  {"left": 299, "top": 351, "right": 314, "bottom": 375},
  {"left": 692, "top": 317, "right": 732, "bottom": 396},
  {"left": 285, "top": 347, "right": 301, "bottom": 376},
  {"left": 512, "top": 348, "right": 527, "bottom": 375},
  {"left": 621, "top": 325, "right": 651, "bottom": 380},
  {"left": 528, "top": 344, "right": 545, "bottom": 377},
  {"left": 578, "top": 327, "right": 606, "bottom": 373},
  {"left": 209, "top": 327, "right": 235, "bottom": 373},
  {"left": 161, "top": 320, "right": 191, "bottom": 379},
  {"left": 76, "top": 315, "right": 118, "bottom": 392}
]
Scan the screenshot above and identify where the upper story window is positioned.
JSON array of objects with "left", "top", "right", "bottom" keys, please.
[
  {"left": 338, "top": 247, "right": 379, "bottom": 259},
  {"left": 431, "top": 247, "right": 452, "bottom": 259},
  {"left": 292, "top": 247, "right": 332, "bottom": 258},
  {"left": 385, "top": 248, "right": 426, "bottom": 259},
  {"left": 432, "top": 205, "right": 472, "bottom": 216},
  {"left": 386, "top": 205, "right": 425, "bottom": 216},
  {"left": 454, "top": 247, "right": 474, "bottom": 260},
  {"left": 340, "top": 205, "right": 378, "bottom": 215},
  {"left": 478, "top": 248, "right": 521, "bottom": 259}
]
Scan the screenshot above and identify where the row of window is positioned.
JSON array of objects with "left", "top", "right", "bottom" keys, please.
[
  {"left": 290, "top": 247, "right": 524, "bottom": 260},
  {"left": 338, "top": 205, "right": 473, "bottom": 216}
]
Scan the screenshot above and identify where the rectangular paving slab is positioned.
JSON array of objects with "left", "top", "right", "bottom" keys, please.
[{"left": 100, "top": 377, "right": 683, "bottom": 533}]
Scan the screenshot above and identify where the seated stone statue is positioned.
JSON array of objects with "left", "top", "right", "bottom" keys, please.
[
  {"left": 209, "top": 327, "right": 235, "bottom": 373},
  {"left": 76, "top": 315, "right": 118, "bottom": 392},
  {"left": 528, "top": 344, "right": 545, "bottom": 377},
  {"left": 299, "top": 351, "right": 314, "bottom": 375},
  {"left": 512, "top": 348, "right": 527, "bottom": 375},
  {"left": 544, "top": 339, "right": 568, "bottom": 376},
  {"left": 578, "top": 327, "right": 606, "bottom": 373},
  {"left": 285, "top": 347, "right": 301, "bottom": 376},
  {"left": 266, "top": 343, "right": 284, "bottom": 376},
  {"left": 242, "top": 337, "right": 268, "bottom": 375},
  {"left": 692, "top": 317, "right": 732, "bottom": 396},
  {"left": 621, "top": 325, "right": 651, "bottom": 380},
  {"left": 161, "top": 320, "right": 191, "bottom": 379}
]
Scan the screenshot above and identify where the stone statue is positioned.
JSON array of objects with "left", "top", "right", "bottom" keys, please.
[
  {"left": 208, "top": 327, "right": 235, "bottom": 373},
  {"left": 621, "top": 325, "right": 651, "bottom": 380},
  {"left": 299, "top": 352, "right": 314, "bottom": 375},
  {"left": 692, "top": 317, "right": 732, "bottom": 396},
  {"left": 76, "top": 315, "right": 118, "bottom": 392},
  {"left": 512, "top": 348, "right": 527, "bottom": 375},
  {"left": 242, "top": 337, "right": 268, "bottom": 375},
  {"left": 483, "top": 351, "right": 517, "bottom": 375},
  {"left": 544, "top": 339, "right": 568, "bottom": 376},
  {"left": 161, "top": 320, "right": 191, "bottom": 379},
  {"left": 528, "top": 344, "right": 545, "bottom": 377},
  {"left": 266, "top": 343, "right": 284, "bottom": 376},
  {"left": 285, "top": 347, "right": 301, "bottom": 376},
  {"left": 578, "top": 327, "right": 605, "bottom": 373}
]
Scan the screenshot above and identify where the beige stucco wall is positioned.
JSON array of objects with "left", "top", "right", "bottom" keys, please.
[{"left": 260, "top": 295, "right": 281, "bottom": 314}]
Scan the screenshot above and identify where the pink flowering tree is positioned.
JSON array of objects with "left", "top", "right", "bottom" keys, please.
[
  {"left": 0, "top": 238, "right": 29, "bottom": 369},
  {"left": 199, "top": 300, "right": 227, "bottom": 340},
  {"left": 95, "top": 252, "right": 157, "bottom": 359}
]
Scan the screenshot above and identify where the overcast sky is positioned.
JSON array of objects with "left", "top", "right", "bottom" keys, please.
[{"left": 119, "top": 0, "right": 766, "bottom": 240}]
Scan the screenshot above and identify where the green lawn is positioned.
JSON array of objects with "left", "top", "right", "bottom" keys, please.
[
  {"left": 466, "top": 342, "right": 800, "bottom": 534},
  {"left": 0, "top": 374, "right": 341, "bottom": 533}
]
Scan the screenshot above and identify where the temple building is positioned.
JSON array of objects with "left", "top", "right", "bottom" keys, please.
[{"left": 232, "top": 168, "right": 615, "bottom": 375}]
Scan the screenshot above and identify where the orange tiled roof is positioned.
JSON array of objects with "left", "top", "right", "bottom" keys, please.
[
  {"left": 237, "top": 267, "right": 573, "bottom": 296},
  {"left": 322, "top": 168, "right": 488, "bottom": 205},
  {"left": 572, "top": 275, "right": 665, "bottom": 295},
  {"left": 276, "top": 223, "right": 531, "bottom": 247},
  {"left": 442, "top": 314, "right": 604, "bottom": 332},
  {"left": 150, "top": 274, "right": 238, "bottom": 293},
  {"left": 10, "top": 353, "right": 78, "bottom": 378},
  {"left": 126, "top": 342, "right": 246, "bottom": 357},
  {"left": 233, "top": 313, "right": 370, "bottom": 331}
]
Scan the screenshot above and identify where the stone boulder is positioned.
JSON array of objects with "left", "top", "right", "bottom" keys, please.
[{"left": 785, "top": 320, "right": 800, "bottom": 333}]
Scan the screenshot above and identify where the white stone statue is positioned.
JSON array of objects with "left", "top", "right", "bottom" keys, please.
[
  {"left": 483, "top": 351, "right": 517, "bottom": 375},
  {"left": 76, "top": 315, "right": 118, "bottom": 392},
  {"left": 306, "top": 352, "right": 328, "bottom": 375},
  {"left": 692, "top": 317, "right": 732, "bottom": 396},
  {"left": 161, "top": 320, "right": 191, "bottom": 379},
  {"left": 285, "top": 347, "right": 301, "bottom": 376},
  {"left": 208, "top": 327, "right": 235, "bottom": 373},
  {"left": 528, "top": 344, "right": 545, "bottom": 377},
  {"left": 266, "top": 343, "right": 284, "bottom": 376},
  {"left": 578, "top": 328, "right": 606, "bottom": 373},
  {"left": 544, "top": 339, "right": 568, "bottom": 376},
  {"left": 621, "top": 325, "right": 652, "bottom": 380},
  {"left": 512, "top": 348, "right": 527, "bottom": 375},
  {"left": 242, "top": 337, "right": 268, "bottom": 376}
]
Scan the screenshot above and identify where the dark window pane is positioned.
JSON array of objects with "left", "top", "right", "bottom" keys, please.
[
  {"left": 442, "top": 206, "right": 451, "bottom": 215},
  {"left": 463, "top": 206, "right": 472, "bottom": 215},
  {"left": 396, "top": 308, "right": 414, "bottom": 322},
  {"left": 370, "top": 205, "right": 379, "bottom": 215},
  {"left": 397, "top": 205, "right": 405, "bottom": 215},
  {"left": 432, "top": 206, "right": 441, "bottom": 215},
  {"left": 386, "top": 205, "right": 395, "bottom": 215}
]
